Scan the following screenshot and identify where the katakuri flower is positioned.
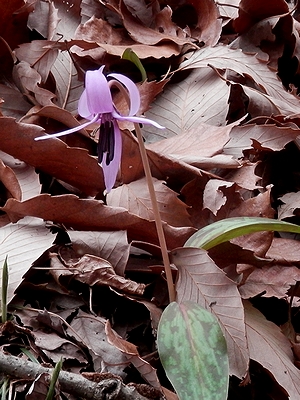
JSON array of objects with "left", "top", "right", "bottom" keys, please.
[{"left": 36, "top": 66, "right": 164, "bottom": 192}]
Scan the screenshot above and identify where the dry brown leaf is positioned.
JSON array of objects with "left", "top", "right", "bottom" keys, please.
[
  {"left": 144, "top": 67, "right": 230, "bottom": 142},
  {"left": 266, "top": 237, "right": 300, "bottom": 265},
  {"left": 170, "top": 247, "right": 249, "bottom": 378},
  {"left": 1, "top": 194, "right": 195, "bottom": 249},
  {"left": 278, "top": 191, "right": 300, "bottom": 220},
  {"left": 0, "top": 151, "right": 41, "bottom": 201},
  {"left": 0, "top": 117, "right": 104, "bottom": 196},
  {"left": 240, "top": 265, "right": 300, "bottom": 299},
  {"left": 67, "top": 230, "right": 130, "bottom": 277},
  {"left": 64, "top": 254, "right": 145, "bottom": 296},
  {"left": 233, "top": 0, "right": 289, "bottom": 33},
  {"left": 0, "top": 216, "right": 55, "bottom": 304},
  {"left": 13, "top": 61, "right": 55, "bottom": 106},
  {"left": 107, "top": 177, "right": 191, "bottom": 227},
  {"left": 120, "top": 0, "right": 193, "bottom": 47},
  {"left": 181, "top": 45, "right": 300, "bottom": 117},
  {"left": 106, "top": 320, "right": 162, "bottom": 389},
  {"left": 67, "top": 309, "right": 128, "bottom": 376},
  {"left": 186, "top": 0, "right": 222, "bottom": 46},
  {"left": 0, "top": 157, "right": 21, "bottom": 201},
  {"left": 224, "top": 125, "right": 300, "bottom": 159},
  {"left": 203, "top": 179, "right": 235, "bottom": 216},
  {"left": 244, "top": 300, "right": 300, "bottom": 400},
  {"left": 14, "top": 40, "right": 59, "bottom": 82}
]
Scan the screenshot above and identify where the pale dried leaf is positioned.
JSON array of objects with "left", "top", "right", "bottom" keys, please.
[
  {"left": 0, "top": 216, "right": 55, "bottom": 304},
  {"left": 67, "top": 309, "right": 128, "bottom": 376},
  {"left": 0, "top": 151, "right": 41, "bottom": 201},
  {"left": 67, "top": 230, "right": 130, "bottom": 276},
  {"left": 144, "top": 67, "right": 230, "bottom": 143},
  {"left": 239, "top": 265, "right": 300, "bottom": 299},
  {"left": 107, "top": 177, "right": 191, "bottom": 227}
]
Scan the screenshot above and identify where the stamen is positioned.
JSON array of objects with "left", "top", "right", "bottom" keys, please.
[{"left": 97, "top": 118, "right": 115, "bottom": 165}]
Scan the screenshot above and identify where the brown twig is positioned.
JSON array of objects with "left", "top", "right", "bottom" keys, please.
[{"left": 0, "top": 351, "right": 156, "bottom": 400}]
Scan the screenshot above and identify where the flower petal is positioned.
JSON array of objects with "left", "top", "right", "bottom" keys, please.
[
  {"left": 108, "top": 72, "right": 140, "bottom": 116},
  {"left": 112, "top": 111, "right": 165, "bottom": 129},
  {"left": 84, "top": 67, "right": 113, "bottom": 115},
  {"left": 101, "top": 120, "right": 122, "bottom": 193},
  {"left": 78, "top": 89, "right": 92, "bottom": 119},
  {"left": 35, "top": 115, "right": 99, "bottom": 141}
]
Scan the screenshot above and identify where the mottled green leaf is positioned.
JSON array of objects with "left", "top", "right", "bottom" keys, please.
[
  {"left": 157, "top": 301, "right": 229, "bottom": 400},
  {"left": 185, "top": 217, "right": 300, "bottom": 250}
]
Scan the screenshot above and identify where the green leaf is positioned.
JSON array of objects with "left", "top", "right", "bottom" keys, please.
[
  {"left": 1, "top": 256, "right": 8, "bottom": 323},
  {"left": 122, "top": 48, "right": 147, "bottom": 81},
  {"left": 157, "top": 301, "right": 229, "bottom": 400},
  {"left": 185, "top": 217, "right": 300, "bottom": 250}
]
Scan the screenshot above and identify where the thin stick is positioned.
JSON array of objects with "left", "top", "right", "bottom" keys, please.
[{"left": 134, "top": 123, "right": 176, "bottom": 302}]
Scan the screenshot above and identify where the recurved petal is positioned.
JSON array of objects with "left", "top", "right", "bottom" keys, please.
[
  {"left": 85, "top": 68, "right": 113, "bottom": 115},
  {"left": 113, "top": 112, "right": 165, "bottom": 129},
  {"left": 35, "top": 114, "right": 99, "bottom": 141},
  {"left": 108, "top": 73, "right": 140, "bottom": 116}
]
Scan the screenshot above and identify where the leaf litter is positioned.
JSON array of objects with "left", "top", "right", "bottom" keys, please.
[{"left": 2, "top": 0, "right": 300, "bottom": 398}]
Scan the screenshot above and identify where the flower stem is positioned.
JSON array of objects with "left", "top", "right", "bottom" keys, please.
[
  {"left": 110, "top": 79, "right": 176, "bottom": 302},
  {"left": 133, "top": 123, "right": 176, "bottom": 303}
]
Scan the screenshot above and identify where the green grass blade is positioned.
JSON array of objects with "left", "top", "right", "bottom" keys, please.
[
  {"left": 20, "top": 347, "right": 39, "bottom": 364},
  {"left": 1, "top": 256, "right": 8, "bottom": 323},
  {"left": 157, "top": 301, "right": 229, "bottom": 400},
  {"left": 185, "top": 217, "right": 300, "bottom": 250},
  {"left": 1, "top": 378, "right": 9, "bottom": 400},
  {"left": 45, "top": 358, "right": 63, "bottom": 400}
]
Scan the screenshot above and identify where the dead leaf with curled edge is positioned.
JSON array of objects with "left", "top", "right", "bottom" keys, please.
[{"left": 57, "top": 254, "right": 145, "bottom": 296}]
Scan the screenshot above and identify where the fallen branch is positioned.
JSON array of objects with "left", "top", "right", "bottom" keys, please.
[{"left": 0, "top": 351, "right": 159, "bottom": 399}]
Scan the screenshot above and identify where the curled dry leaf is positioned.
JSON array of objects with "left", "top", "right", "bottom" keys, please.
[
  {"left": 0, "top": 157, "right": 22, "bottom": 201},
  {"left": 60, "top": 254, "right": 145, "bottom": 296},
  {"left": 67, "top": 309, "right": 128, "bottom": 377}
]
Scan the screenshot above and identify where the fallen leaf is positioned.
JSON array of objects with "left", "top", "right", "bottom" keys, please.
[
  {"left": 107, "top": 177, "right": 191, "bottom": 227},
  {"left": 67, "top": 230, "right": 130, "bottom": 277},
  {"left": 0, "top": 216, "right": 55, "bottom": 303},
  {"left": 1, "top": 194, "right": 195, "bottom": 249},
  {"left": 239, "top": 265, "right": 300, "bottom": 299},
  {"left": 61, "top": 254, "right": 145, "bottom": 296},
  {"left": 244, "top": 300, "right": 300, "bottom": 400},
  {"left": 106, "top": 320, "right": 162, "bottom": 389}
]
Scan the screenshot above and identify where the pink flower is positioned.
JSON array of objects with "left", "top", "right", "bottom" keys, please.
[{"left": 36, "top": 66, "right": 164, "bottom": 192}]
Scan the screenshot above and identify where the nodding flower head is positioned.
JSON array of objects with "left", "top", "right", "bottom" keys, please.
[{"left": 36, "top": 66, "right": 164, "bottom": 192}]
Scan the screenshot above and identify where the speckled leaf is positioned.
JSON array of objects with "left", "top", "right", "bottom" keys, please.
[
  {"left": 185, "top": 217, "right": 300, "bottom": 250},
  {"left": 157, "top": 301, "right": 229, "bottom": 400}
]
